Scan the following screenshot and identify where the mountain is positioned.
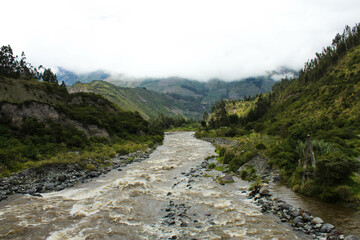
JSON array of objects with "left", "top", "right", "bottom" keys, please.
[
  {"left": 68, "top": 81, "right": 207, "bottom": 120},
  {"left": 0, "top": 75, "right": 162, "bottom": 175},
  {"left": 56, "top": 67, "right": 110, "bottom": 86},
  {"left": 199, "top": 24, "right": 360, "bottom": 204},
  {"left": 58, "top": 66, "right": 296, "bottom": 104},
  {"left": 106, "top": 74, "right": 287, "bottom": 104}
]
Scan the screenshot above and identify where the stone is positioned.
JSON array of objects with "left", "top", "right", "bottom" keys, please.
[
  {"left": 289, "top": 210, "right": 300, "bottom": 218},
  {"left": 315, "top": 223, "right": 323, "bottom": 229},
  {"left": 320, "top": 223, "right": 334, "bottom": 233},
  {"left": 180, "top": 221, "right": 188, "bottom": 227},
  {"left": 259, "top": 187, "right": 271, "bottom": 196},
  {"left": 45, "top": 183, "right": 55, "bottom": 191},
  {"left": 280, "top": 203, "right": 292, "bottom": 210},
  {"left": 57, "top": 175, "right": 67, "bottom": 182},
  {"left": 311, "top": 217, "right": 324, "bottom": 224},
  {"left": 302, "top": 213, "right": 312, "bottom": 222},
  {"left": 273, "top": 174, "right": 280, "bottom": 182},
  {"left": 221, "top": 174, "right": 234, "bottom": 183},
  {"left": 345, "top": 235, "right": 360, "bottom": 240},
  {"left": 293, "top": 216, "right": 303, "bottom": 225},
  {"left": 201, "top": 162, "right": 208, "bottom": 168},
  {"left": 89, "top": 171, "right": 100, "bottom": 178}
]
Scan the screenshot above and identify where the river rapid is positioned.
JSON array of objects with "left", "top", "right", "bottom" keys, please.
[{"left": 1, "top": 132, "right": 313, "bottom": 239}]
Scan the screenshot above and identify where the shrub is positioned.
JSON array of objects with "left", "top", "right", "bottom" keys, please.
[
  {"left": 254, "top": 123, "right": 265, "bottom": 133},
  {"left": 256, "top": 143, "right": 266, "bottom": 150},
  {"left": 292, "top": 184, "right": 301, "bottom": 192},
  {"left": 300, "top": 180, "right": 315, "bottom": 196},
  {"left": 223, "top": 149, "right": 234, "bottom": 164},
  {"left": 240, "top": 169, "right": 248, "bottom": 179},
  {"left": 316, "top": 152, "right": 360, "bottom": 185},
  {"left": 319, "top": 186, "right": 338, "bottom": 202},
  {"left": 335, "top": 185, "right": 352, "bottom": 201},
  {"left": 207, "top": 163, "right": 216, "bottom": 169},
  {"left": 85, "top": 163, "right": 96, "bottom": 171}
]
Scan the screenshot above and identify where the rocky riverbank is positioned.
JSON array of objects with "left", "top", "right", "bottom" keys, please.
[
  {"left": 0, "top": 149, "right": 153, "bottom": 202},
  {"left": 201, "top": 137, "right": 239, "bottom": 147},
  {"left": 247, "top": 184, "right": 359, "bottom": 240}
]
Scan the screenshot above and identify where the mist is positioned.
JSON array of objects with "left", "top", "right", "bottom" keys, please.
[{"left": 2, "top": 0, "right": 360, "bottom": 81}]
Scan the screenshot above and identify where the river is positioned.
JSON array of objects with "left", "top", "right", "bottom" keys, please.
[{"left": 0, "top": 132, "right": 357, "bottom": 239}]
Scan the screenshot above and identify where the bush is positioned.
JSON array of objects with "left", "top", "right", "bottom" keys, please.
[
  {"left": 316, "top": 152, "right": 360, "bottom": 184},
  {"left": 207, "top": 163, "right": 216, "bottom": 169},
  {"left": 223, "top": 149, "right": 234, "bottom": 164},
  {"left": 256, "top": 143, "right": 266, "bottom": 150},
  {"left": 240, "top": 169, "right": 248, "bottom": 179},
  {"left": 300, "top": 180, "right": 315, "bottom": 196},
  {"left": 335, "top": 185, "right": 352, "bottom": 201},
  {"left": 320, "top": 186, "right": 338, "bottom": 202}
]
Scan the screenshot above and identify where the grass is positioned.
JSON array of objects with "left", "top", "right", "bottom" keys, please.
[{"left": 0, "top": 139, "right": 156, "bottom": 178}]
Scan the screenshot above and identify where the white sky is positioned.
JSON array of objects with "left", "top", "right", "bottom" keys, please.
[{"left": 1, "top": 0, "right": 360, "bottom": 81}]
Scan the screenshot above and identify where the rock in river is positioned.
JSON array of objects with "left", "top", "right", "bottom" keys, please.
[
  {"left": 221, "top": 174, "right": 234, "bottom": 183},
  {"left": 311, "top": 217, "right": 324, "bottom": 225}
]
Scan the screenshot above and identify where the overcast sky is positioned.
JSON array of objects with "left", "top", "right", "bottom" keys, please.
[{"left": 1, "top": 0, "right": 360, "bottom": 81}]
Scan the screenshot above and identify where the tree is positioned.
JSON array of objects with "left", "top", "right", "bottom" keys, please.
[
  {"left": 60, "top": 81, "right": 66, "bottom": 88},
  {"left": 42, "top": 68, "right": 58, "bottom": 84},
  {"left": 0, "top": 45, "right": 20, "bottom": 78}
]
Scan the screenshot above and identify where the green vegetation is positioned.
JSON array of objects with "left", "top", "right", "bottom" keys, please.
[
  {"left": 0, "top": 46, "right": 163, "bottom": 176},
  {"left": 197, "top": 24, "right": 360, "bottom": 206},
  {"left": 107, "top": 74, "right": 280, "bottom": 111},
  {"left": 69, "top": 80, "right": 207, "bottom": 120}
]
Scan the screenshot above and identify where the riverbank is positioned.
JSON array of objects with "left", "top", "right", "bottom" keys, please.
[
  {"left": 200, "top": 136, "right": 360, "bottom": 240},
  {"left": 0, "top": 149, "right": 153, "bottom": 202}
]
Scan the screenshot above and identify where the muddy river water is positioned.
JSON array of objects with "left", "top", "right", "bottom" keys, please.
[{"left": 0, "top": 132, "right": 358, "bottom": 239}]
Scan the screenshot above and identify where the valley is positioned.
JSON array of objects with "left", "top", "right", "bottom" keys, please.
[{"left": 0, "top": 20, "right": 360, "bottom": 240}]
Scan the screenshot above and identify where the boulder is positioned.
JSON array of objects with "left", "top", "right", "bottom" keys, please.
[
  {"left": 293, "top": 216, "right": 303, "bottom": 225},
  {"left": 280, "top": 203, "right": 292, "bottom": 210},
  {"left": 221, "top": 174, "right": 234, "bottom": 183},
  {"left": 320, "top": 223, "right": 334, "bottom": 233},
  {"left": 311, "top": 217, "right": 324, "bottom": 224},
  {"left": 302, "top": 213, "right": 312, "bottom": 222},
  {"left": 345, "top": 236, "right": 360, "bottom": 240},
  {"left": 289, "top": 210, "right": 300, "bottom": 218},
  {"left": 259, "top": 187, "right": 271, "bottom": 196}
]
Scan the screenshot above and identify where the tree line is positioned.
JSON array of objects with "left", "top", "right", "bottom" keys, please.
[
  {"left": 0, "top": 45, "right": 65, "bottom": 86},
  {"left": 298, "top": 23, "right": 360, "bottom": 84}
]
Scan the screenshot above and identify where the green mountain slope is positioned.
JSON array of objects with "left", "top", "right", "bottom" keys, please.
[
  {"left": 0, "top": 76, "right": 161, "bottom": 175},
  {"left": 106, "top": 75, "right": 280, "bottom": 104},
  {"left": 199, "top": 24, "right": 360, "bottom": 204},
  {"left": 56, "top": 67, "right": 110, "bottom": 86},
  {"left": 68, "top": 81, "right": 207, "bottom": 119}
]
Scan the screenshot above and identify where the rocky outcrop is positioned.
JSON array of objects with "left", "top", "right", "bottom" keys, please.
[
  {"left": 0, "top": 101, "right": 110, "bottom": 138},
  {"left": 202, "top": 137, "right": 239, "bottom": 147},
  {"left": 238, "top": 154, "right": 272, "bottom": 175}
]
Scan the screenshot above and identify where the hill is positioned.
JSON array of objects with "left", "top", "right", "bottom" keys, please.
[
  {"left": 56, "top": 67, "right": 110, "bottom": 86},
  {"left": 0, "top": 75, "right": 162, "bottom": 176},
  {"left": 106, "top": 75, "right": 279, "bottom": 104},
  {"left": 198, "top": 24, "right": 360, "bottom": 204},
  {"left": 68, "top": 81, "right": 208, "bottom": 120}
]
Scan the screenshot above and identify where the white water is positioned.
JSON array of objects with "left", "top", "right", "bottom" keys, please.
[{"left": 0, "top": 132, "right": 308, "bottom": 239}]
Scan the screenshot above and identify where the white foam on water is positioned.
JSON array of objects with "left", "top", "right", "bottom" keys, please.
[
  {"left": 70, "top": 203, "right": 100, "bottom": 217},
  {"left": 213, "top": 199, "right": 232, "bottom": 209},
  {"left": 223, "top": 228, "right": 247, "bottom": 238}
]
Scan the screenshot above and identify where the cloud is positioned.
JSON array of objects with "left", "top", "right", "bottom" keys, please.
[{"left": 2, "top": 0, "right": 360, "bottom": 80}]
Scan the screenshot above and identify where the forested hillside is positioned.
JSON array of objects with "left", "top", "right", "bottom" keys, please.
[
  {"left": 69, "top": 81, "right": 207, "bottom": 120},
  {"left": 0, "top": 46, "right": 163, "bottom": 176},
  {"left": 198, "top": 24, "right": 360, "bottom": 205},
  {"left": 106, "top": 73, "right": 285, "bottom": 104}
]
